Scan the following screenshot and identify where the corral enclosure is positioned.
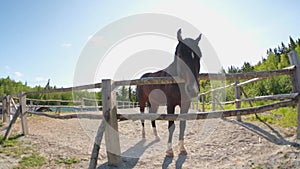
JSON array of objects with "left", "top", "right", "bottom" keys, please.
[{"left": 1, "top": 50, "right": 300, "bottom": 168}]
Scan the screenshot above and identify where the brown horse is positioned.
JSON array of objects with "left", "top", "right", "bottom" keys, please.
[{"left": 136, "top": 29, "right": 202, "bottom": 157}]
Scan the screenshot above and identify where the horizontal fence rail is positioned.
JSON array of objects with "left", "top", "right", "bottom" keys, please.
[
  {"left": 199, "top": 65, "right": 295, "bottom": 81},
  {"left": 117, "top": 100, "right": 297, "bottom": 121},
  {"left": 26, "top": 98, "right": 298, "bottom": 121},
  {"left": 19, "top": 65, "right": 296, "bottom": 96},
  {"left": 27, "top": 98, "right": 81, "bottom": 103},
  {"left": 25, "top": 83, "right": 102, "bottom": 95}
]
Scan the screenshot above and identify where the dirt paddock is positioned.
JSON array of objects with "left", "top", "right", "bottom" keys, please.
[{"left": 1, "top": 109, "right": 300, "bottom": 168}]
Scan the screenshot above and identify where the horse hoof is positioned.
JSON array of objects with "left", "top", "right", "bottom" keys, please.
[
  {"left": 166, "top": 150, "right": 174, "bottom": 157},
  {"left": 179, "top": 149, "right": 187, "bottom": 156}
]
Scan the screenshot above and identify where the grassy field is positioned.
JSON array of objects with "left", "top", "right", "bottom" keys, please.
[
  {"left": 0, "top": 134, "right": 46, "bottom": 168},
  {"left": 0, "top": 133, "right": 81, "bottom": 168},
  {"left": 200, "top": 100, "right": 298, "bottom": 128}
]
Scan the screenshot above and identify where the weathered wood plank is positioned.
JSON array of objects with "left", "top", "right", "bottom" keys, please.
[
  {"left": 235, "top": 81, "right": 242, "bottom": 121},
  {"left": 28, "top": 105, "right": 100, "bottom": 109},
  {"left": 19, "top": 92, "right": 29, "bottom": 136},
  {"left": 27, "top": 111, "right": 103, "bottom": 119},
  {"left": 22, "top": 66, "right": 295, "bottom": 96},
  {"left": 103, "top": 79, "right": 121, "bottom": 166},
  {"left": 25, "top": 83, "right": 102, "bottom": 95},
  {"left": 199, "top": 65, "right": 295, "bottom": 81},
  {"left": 288, "top": 50, "right": 300, "bottom": 139},
  {"left": 2, "top": 95, "right": 8, "bottom": 124},
  {"left": 6, "top": 95, "right": 12, "bottom": 122},
  {"left": 201, "top": 95, "right": 205, "bottom": 112},
  {"left": 236, "top": 77, "right": 263, "bottom": 87},
  {"left": 27, "top": 98, "right": 81, "bottom": 103},
  {"left": 208, "top": 93, "right": 298, "bottom": 105},
  {"left": 89, "top": 119, "right": 106, "bottom": 169},
  {"left": 10, "top": 97, "right": 18, "bottom": 111},
  {"left": 238, "top": 93, "right": 299, "bottom": 102},
  {"left": 3, "top": 107, "right": 20, "bottom": 140},
  {"left": 117, "top": 100, "right": 296, "bottom": 121},
  {"left": 212, "top": 91, "right": 216, "bottom": 111}
]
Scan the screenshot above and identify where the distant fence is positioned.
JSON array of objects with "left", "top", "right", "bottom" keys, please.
[{"left": 1, "top": 51, "right": 300, "bottom": 168}]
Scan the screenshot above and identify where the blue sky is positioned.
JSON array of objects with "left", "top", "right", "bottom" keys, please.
[{"left": 1, "top": 0, "right": 300, "bottom": 87}]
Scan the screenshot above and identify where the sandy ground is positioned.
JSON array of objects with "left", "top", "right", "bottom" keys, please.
[{"left": 1, "top": 107, "right": 300, "bottom": 168}]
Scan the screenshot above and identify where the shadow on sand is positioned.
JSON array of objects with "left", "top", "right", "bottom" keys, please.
[
  {"left": 162, "top": 154, "right": 187, "bottom": 169},
  {"left": 97, "top": 138, "right": 159, "bottom": 169},
  {"left": 224, "top": 117, "right": 300, "bottom": 148},
  {"left": 97, "top": 138, "right": 188, "bottom": 169}
]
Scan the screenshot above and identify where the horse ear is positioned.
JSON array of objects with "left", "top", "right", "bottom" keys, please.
[
  {"left": 177, "top": 28, "right": 183, "bottom": 41},
  {"left": 195, "top": 33, "right": 202, "bottom": 44}
]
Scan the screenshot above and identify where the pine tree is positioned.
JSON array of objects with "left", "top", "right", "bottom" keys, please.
[
  {"left": 289, "top": 36, "right": 296, "bottom": 50},
  {"left": 241, "top": 62, "right": 254, "bottom": 72},
  {"left": 281, "top": 42, "right": 288, "bottom": 53}
]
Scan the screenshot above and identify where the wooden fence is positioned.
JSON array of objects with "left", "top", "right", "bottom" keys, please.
[{"left": 1, "top": 50, "right": 300, "bottom": 168}]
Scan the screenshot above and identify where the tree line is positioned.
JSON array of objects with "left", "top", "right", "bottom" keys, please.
[
  {"left": 1, "top": 36, "right": 300, "bottom": 104},
  {"left": 200, "top": 36, "right": 300, "bottom": 102}
]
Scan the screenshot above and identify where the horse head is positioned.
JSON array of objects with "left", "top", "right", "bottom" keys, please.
[{"left": 175, "top": 28, "right": 202, "bottom": 98}]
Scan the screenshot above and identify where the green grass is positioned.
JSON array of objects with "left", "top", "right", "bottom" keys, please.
[
  {"left": 0, "top": 134, "right": 34, "bottom": 159},
  {"left": 0, "top": 134, "right": 47, "bottom": 168},
  {"left": 0, "top": 134, "right": 20, "bottom": 147},
  {"left": 201, "top": 100, "right": 298, "bottom": 128},
  {"left": 1, "top": 134, "right": 83, "bottom": 168},
  {"left": 246, "top": 107, "right": 297, "bottom": 128},
  {"left": 251, "top": 163, "right": 263, "bottom": 169},
  {"left": 17, "top": 153, "right": 46, "bottom": 168},
  {"left": 56, "top": 157, "right": 81, "bottom": 165}
]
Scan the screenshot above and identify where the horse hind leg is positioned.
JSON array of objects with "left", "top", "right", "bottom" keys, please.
[
  {"left": 149, "top": 104, "right": 160, "bottom": 140},
  {"left": 141, "top": 112, "right": 146, "bottom": 139},
  {"left": 139, "top": 100, "right": 146, "bottom": 139}
]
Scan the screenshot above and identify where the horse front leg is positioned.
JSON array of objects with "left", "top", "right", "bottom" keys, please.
[
  {"left": 166, "top": 105, "right": 175, "bottom": 157},
  {"left": 178, "top": 102, "right": 190, "bottom": 155}
]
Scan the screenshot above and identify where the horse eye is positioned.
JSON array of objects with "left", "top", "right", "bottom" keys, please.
[{"left": 191, "top": 52, "right": 195, "bottom": 59}]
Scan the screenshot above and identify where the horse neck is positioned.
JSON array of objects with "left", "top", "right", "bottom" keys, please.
[{"left": 163, "top": 59, "right": 178, "bottom": 76}]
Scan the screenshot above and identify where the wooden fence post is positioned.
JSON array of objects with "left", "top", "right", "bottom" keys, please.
[
  {"left": 3, "top": 107, "right": 21, "bottom": 140},
  {"left": 201, "top": 94, "right": 205, "bottom": 112},
  {"left": 19, "top": 92, "right": 29, "bottom": 136},
  {"left": 196, "top": 96, "right": 199, "bottom": 111},
  {"left": 103, "top": 79, "right": 121, "bottom": 166},
  {"left": 29, "top": 100, "right": 33, "bottom": 112},
  {"left": 288, "top": 50, "right": 300, "bottom": 139},
  {"left": 81, "top": 98, "right": 84, "bottom": 112},
  {"left": 212, "top": 91, "right": 216, "bottom": 111},
  {"left": 2, "top": 94, "right": 8, "bottom": 124},
  {"left": 7, "top": 95, "right": 12, "bottom": 122},
  {"left": 56, "top": 101, "right": 61, "bottom": 115},
  {"left": 89, "top": 120, "right": 106, "bottom": 169},
  {"left": 235, "top": 81, "right": 242, "bottom": 121}
]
